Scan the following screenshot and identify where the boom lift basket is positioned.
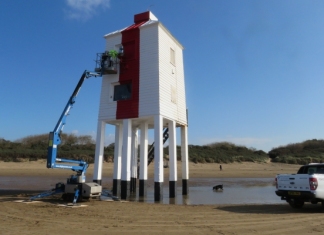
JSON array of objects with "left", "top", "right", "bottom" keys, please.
[{"left": 95, "top": 51, "right": 121, "bottom": 75}]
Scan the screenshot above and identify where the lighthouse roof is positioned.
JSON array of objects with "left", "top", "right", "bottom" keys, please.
[
  {"left": 103, "top": 11, "right": 183, "bottom": 49},
  {"left": 104, "top": 11, "right": 157, "bottom": 38}
]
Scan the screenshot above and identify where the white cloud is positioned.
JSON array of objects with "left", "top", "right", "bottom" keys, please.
[
  {"left": 65, "top": 0, "right": 110, "bottom": 20},
  {"left": 104, "top": 133, "right": 115, "bottom": 146},
  {"left": 89, "top": 130, "right": 114, "bottom": 146},
  {"left": 71, "top": 129, "right": 79, "bottom": 135}
]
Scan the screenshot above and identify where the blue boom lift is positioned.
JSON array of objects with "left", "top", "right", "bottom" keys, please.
[
  {"left": 30, "top": 52, "right": 114, "bottom": 204},
  {"left": 46, "top": 70, "right": 102, "bottom": 204}
]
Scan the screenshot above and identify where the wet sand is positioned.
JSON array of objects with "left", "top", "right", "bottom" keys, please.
[{"left": 2, "top": 161, "right": 322, "bottom": 234}]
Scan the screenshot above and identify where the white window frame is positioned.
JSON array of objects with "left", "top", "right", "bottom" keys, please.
[{"left": 170, "top": 48, "right": 175, "bottom": 66}]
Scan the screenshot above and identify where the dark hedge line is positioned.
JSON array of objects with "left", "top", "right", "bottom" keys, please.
[
  {"left": 0, "top": 136, "right": 269, "bottom": 164},
  {"left": 0, "top": 135, "right": 114, "bottom": 163},
  {"left": 269, "top": 139, "right": 324, "bottom": 164},
  {"left": 186, "top": 142, "right": 268, "bottom": 163},
  {"left": 5, "top": 135, "right": 324, "bottom": 165}
]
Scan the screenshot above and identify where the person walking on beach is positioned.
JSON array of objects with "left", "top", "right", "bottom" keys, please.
[{"left": 220, "top": 164, "right": 222, "bottom": 171}]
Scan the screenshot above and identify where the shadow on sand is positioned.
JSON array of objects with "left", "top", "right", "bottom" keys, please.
[
  {"left": 0, "top": 189, "right": 64, "bottom": 203},
  {"left": 216, "top": 203, "right": 324, "bottom": 214}
]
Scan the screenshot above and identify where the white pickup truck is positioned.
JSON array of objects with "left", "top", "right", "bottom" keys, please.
[{"left": 275, "top": 163, "right": 324, "bottom": 208}]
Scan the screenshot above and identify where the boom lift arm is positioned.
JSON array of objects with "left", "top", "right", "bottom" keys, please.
[{"left": 47, "top": 70, "right": 101, "bottom": 175}]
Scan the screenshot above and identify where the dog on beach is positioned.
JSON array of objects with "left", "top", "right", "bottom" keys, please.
[{"left": 213, "top": 184, "right": 223, "bottom": 191}]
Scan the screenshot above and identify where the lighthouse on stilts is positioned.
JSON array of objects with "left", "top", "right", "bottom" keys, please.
[{"left": 92, "top": 11, "right": 188, "bottom": 202}]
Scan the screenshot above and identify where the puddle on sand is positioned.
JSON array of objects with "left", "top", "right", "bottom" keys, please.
[
  {"left": 128, "top": 178, "right": 284, "bottom": 205},
  {"left": 128, "top": 187, "right": 284, "bottom": 205},
  {"left": 0, "top": 175, "right": 70, "bottom": 190},
  {"left": 0, "top": 176, "right": 284, "bottom": 205}
]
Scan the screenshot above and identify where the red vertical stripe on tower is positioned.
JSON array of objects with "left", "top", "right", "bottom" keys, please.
[{"left": 116, "top": 13, "right": 149, "bottom": 119}]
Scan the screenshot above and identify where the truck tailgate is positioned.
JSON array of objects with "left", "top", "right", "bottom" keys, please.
[{"left": 277, "top": 174, "right": 310, "bottom": 191}]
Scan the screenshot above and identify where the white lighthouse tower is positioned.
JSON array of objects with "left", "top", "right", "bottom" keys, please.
[{"left": 92, "top": 11, "right": 188, "bottom": 201}]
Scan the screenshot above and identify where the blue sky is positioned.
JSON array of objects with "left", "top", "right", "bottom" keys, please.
[{"left": 1, "top": 0, "right": 324, "bottom": 152}]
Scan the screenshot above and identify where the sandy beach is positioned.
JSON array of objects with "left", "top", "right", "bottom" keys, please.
[{"left": 1, "top": 161, "right": 323, "bottom": 235}]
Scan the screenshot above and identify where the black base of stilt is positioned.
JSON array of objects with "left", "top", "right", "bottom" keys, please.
[
  {"left": 169, "top": 198, "right": 176, "bottom": 204},
  {"left": 182, "top": 179, "right": 188, "bottom": 195},
  {"left": 112, "top": 179, "right": 120, "bottom": 196},
  {"left": 130, "top": 177, "right": 137, "bottom": 193},
  {"left": 93, "top": 179, "right": 102, "bottom": 185},
  {"left": 139, "top": 179, "right": 147, "bottom": 197},
  {"left": 169, "top": 181, "right": 177, "bottom": 198},
  {"left": 154, "top": 182, "right": 163, "bottom": 202},
  {"left": 121, "top": 180, "right": 130, "bottom": 200}
]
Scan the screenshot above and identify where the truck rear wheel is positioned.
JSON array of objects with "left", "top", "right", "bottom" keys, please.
[
  {"left": 288, "top": 199, "right": 304, "bottom": 209},
  {"left": 318, "top": 201, "right": 324, "bottom": 211}
]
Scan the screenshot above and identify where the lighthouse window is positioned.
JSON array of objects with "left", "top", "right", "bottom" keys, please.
[
  {"left": 113, "top": 83, "right": 132, "bottom": 101},
  {"left": 170, "top": 48, "right": 175, "bottom": 65}
]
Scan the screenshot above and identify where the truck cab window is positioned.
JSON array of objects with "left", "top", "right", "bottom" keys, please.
[
  {"left": 308, "top": 168, "right": 316, "bottom": 174},
  {"left": 297, "top": 166, "right": 305, "bottom": 174}
]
